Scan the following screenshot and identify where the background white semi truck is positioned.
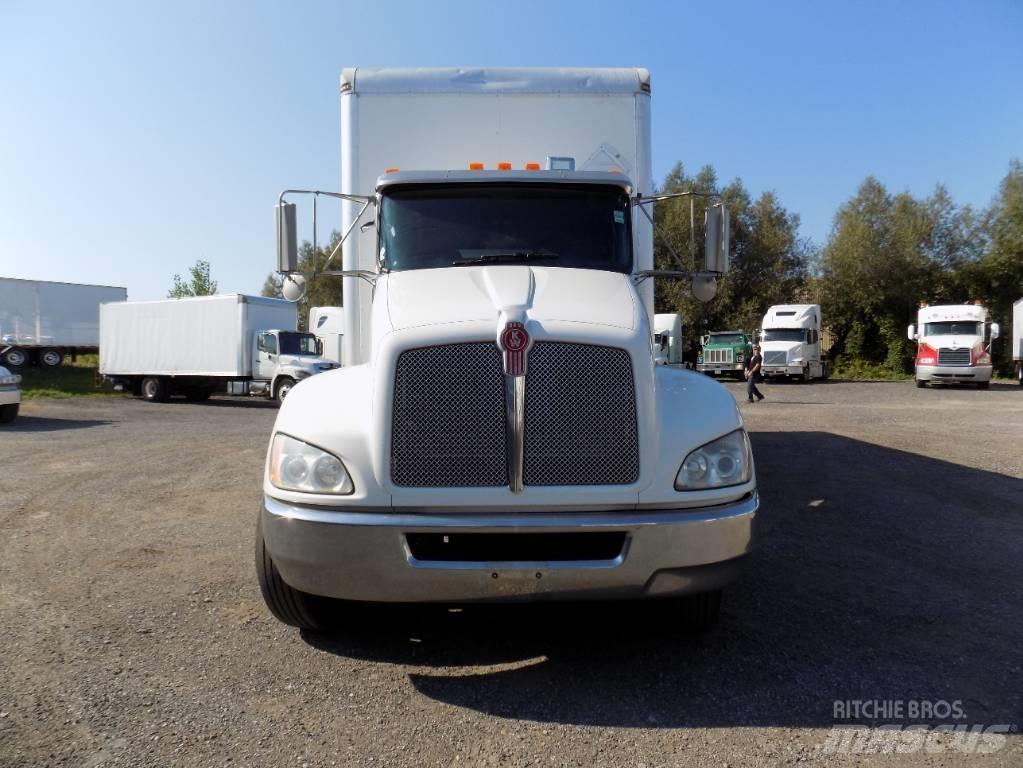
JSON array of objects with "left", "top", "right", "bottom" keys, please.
[
  {"left": 0, "top": 278, "right": 127, "bottom": 368},
  {"left": 309, "top": 306, "right": 344, "bottom": 364},
  {"left": 759, "top": 304, "right": 827, "bottom": 382},
  {"left": 653, "top": 312, "right": 683, "bottom": 366},
  {"left": 100, "top": 294, "right": 337, "bottom": 403},
  {"left": 908, "top": 303, "right": 998, "bottom": 388},
  {"left": 257, "top": 67, "right": 755, "bottom": 635}
]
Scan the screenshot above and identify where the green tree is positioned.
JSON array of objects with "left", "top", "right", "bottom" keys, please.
[
  {"left": 652, "top": 162, "right": 810, "bottom": 341},
  {"left": 168, "top": 260, "right": 218, "bottom": 298},
  {"left": 261, "top": 231, "right": 344, "bottom": 330}
]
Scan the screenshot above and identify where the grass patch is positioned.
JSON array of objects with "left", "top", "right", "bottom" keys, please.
[
  {"left": 828, "top": 357, "right": 912, "bottom": 381},
  {"left": 16, "top": 355, "right": 123, "bottom": 400}
]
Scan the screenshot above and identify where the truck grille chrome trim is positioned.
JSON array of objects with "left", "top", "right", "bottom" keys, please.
[
  {"left": 505, "top": 375, "right": 526, "bottom": 493},
  {"left": 704, "top": 348, "right": 733, "bottom": 364},
  {"left": 937, "top": 348, "right": 970, "bottom": 366},
  {"left": 390, "top": 342, "right": 639, "bottom": 488}
]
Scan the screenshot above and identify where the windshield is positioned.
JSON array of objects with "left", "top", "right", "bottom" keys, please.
[
  {"left": 762, "top": 328, "right": 806, "bottom": 343},
  {"left": 924, "top": 321, "right": 982, "bottom": 336},
  {"left": 708, "top": 334, "right": 744, "bottom": 346},
  {"left": 278, "top": 332, "right": 318, "bottom": 356},
  {"left": 379, "top": 184, "right": 632, "bottom": 272}
]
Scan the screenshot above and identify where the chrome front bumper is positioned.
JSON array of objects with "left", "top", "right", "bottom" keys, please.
[
  {"left": 697, "top": 363, "right": 744, "bottom": 373},
  {"left": 916, "top": 364, "right": 992, "bottom": 382},
  {"left": 260, "top": 493, "right": 757, "bottom": 603},
  {"left": 0, "top": 386, "right": 20, "bottom": 406}
]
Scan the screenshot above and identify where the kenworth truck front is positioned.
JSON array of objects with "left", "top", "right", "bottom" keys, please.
[{"left": 256, "top": 68, "right": 757, "bottom": 633}]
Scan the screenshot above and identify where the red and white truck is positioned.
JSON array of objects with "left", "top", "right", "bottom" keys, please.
[{"left": 908, "top": 303, "right": 999, "bottom": 388}]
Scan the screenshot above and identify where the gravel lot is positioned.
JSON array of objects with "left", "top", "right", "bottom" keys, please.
[{"left": 1, "top": 381, "right": 1021, "bottom": 767}]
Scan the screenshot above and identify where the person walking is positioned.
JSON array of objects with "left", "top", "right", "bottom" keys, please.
[{"left": 745, "top": 344, "right": 765, "bottom": 403}]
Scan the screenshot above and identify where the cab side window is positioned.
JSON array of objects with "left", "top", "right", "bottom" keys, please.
[{"left": 259, "top": 334, "right": 278, "bottom": 355}]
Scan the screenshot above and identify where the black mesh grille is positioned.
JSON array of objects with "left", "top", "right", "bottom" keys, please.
[
  {"left": 390, "top": 341, "right": 639, "bottom": 488},
  {"left": 523, "top": 343, "right": 639, "bottom": 486},
  {"left": 938, "top": 348, "right": 971, "bottom": 367},
  {"left": 391, "top": 343, "right": 508, "bottom": 487}
]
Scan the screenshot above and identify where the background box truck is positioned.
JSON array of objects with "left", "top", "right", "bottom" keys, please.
[
  {"left": 0, "top": 278, "right": 127, "bottom": 368},
  {"left": 100, "top": 294, "right": 337, "bottom": 404},
  {"left": 309, "top": 306, "right": 344, "bottom": 364},
  {"left": 258, "top": 67, "right": 754, "bottom": 635}
]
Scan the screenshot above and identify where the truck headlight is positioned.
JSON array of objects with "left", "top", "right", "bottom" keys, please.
[
  {"left": 675, "top": 430, "right": 752, "bottom": 490},
  {"left": 269, "top": 434, "right": 354, "bottom": 495}
]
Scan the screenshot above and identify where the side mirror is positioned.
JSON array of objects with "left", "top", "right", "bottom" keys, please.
[
  {"left": 704, "top": 203, "right": 730, "bottom": 274},
  {"left": 907, "top": 324, "right": 917, "bottom": 341},
  {"left": 275, "top": 202, "right": 298, "bottom": 273},
  {"left": 316, "top": 339, "right": 323, "bottom": 356},
  {"left": 990, "top": 322, "right": 1000, "bottom": 340}
]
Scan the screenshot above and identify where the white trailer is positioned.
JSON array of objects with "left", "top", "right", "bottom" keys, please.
[
  {"left": 100, "top": 294, "right": 337, "bottom": 404},
  {"left": 309, "top": 306, "right": 344, "bottom": 364},
  {"left": 653, "top": 313, "right": 683, "bottom": 366},
  {"left": 258, "top": 67, "right": 752, "bottom": 634},
  {"left": 759, "top": 304, "right": 827, "bottom": 382},
  {"left": 0, "top": 278, "right": 127, "bottom": 367},
  {"left": 908, "top": 304, "right": 998, "bottom": 389},
  {"left": 1013, "top": 298, "right": 1022, "bottom": 386}
]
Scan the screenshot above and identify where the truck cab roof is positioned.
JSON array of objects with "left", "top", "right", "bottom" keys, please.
[{"left": 376, "top": 170, "right": 634, "bottom": 192}]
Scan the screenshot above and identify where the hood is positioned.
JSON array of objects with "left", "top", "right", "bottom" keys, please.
[
  {"left": 385, "top": 266, "right": 637, "bottom": 332},
  {"left": 919, "top": 335, "right": 982, "bottom": 348},
  {"left": 279, "top": 354, "right": 332, "bottom": 368},
  {"left": 760, "top": 341, "right": 803, "bottom": 355}
]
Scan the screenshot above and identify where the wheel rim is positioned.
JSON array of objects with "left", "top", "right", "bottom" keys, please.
[
  {"left": 144, "top": 380, "right": 158, "bottom": 398},
  {"left": 278, "top": 383, "right": 292, "bottom": 401},
  {"left": 42, "top": 350, "right": 61, "bottom": 366},
  {"left": 4, "top": 350, "right": 26, "bottom": 367}
]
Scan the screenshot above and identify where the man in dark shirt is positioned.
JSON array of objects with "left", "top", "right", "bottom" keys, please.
[{"left": 745, "top": 344, "right": 765, "bottom": 403}]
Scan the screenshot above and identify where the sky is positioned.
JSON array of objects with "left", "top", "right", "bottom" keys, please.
[{"left": 1, "top": 0, "right": 1020, "bottom": 300}]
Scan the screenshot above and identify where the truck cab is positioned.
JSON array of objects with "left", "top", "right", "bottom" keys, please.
[
  {"left": 256, "top": 67, "right": 757, "bottom": 634},
  {"left": 698, "top": 331, "right": 753, "bottom": 379},
  {"left": 909, "top": 304, "right": 998, "bottom": 388},
  {"left": 759, "top": 304, "right": 827, "bottom": 382},
  {"left": 254, "top": 330, "right": 331, "bottom": 401}
]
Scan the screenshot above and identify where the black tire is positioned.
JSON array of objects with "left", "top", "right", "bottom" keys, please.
[
  {"left": 801, "top": 368, "right": 811, "bottom": 384},
  {"left": 184, "top": 387, "right": 212, "bottom": 402},
  {"left": 915, "top": 378, "right": 927, "bottom": 388},
  {"left": 274, "top": 376, "right": 295, "bottom": 405},
  {"left": 1018, "top": 363, "right": 1022, "bottom": 387},
  {"left": 255, "top": 517, "right": 329, "bottom": 631},
  {"left": 141, "top": 376, "right": 169, "bottom": 402},
  {"left": 0, "top": 403, "right": 18, "bottom": 424},
  {"left": 40, "top": 348, "right": 63, "bottom": 367},
  {"left": 822, "top": 362, "right": 830, "bottom": 380},
  {"left": 2, "top": 348, "right": 27, "bottom": 368},
  {"left": 674, "top": 590, "right": 722, "bottom": 633}
]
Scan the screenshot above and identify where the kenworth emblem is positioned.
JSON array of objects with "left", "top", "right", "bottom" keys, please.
[{"left": 498, "top": 321, "right": 532, "bottom": 376}]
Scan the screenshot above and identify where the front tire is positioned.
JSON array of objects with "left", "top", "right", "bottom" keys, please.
[
  {"left": 255, "top": 518, "right": 330, "bottom": 631},
  {"left": 141, "top": 376, "right": 169, "bottom": 402},
  {"left": 915, "top": 378, "right": 927, "bottom": 388},
  {"left": 801, "top": 368, "right": 811, "bottom": 384},
  {"left": 274, "top": 376, "right": 295, "bottom": 405},
  {"left": 40, "top": 348, "right": 63, "bottom": 367},
  {"left": 0, "top": 403, "right": 18, "bottom": 424}
]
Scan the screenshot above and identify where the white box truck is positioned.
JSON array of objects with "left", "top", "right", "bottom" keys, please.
[
  {"left": 908, "top": 303, "right": 999, "bottom": 389},
  {"left": 759, "top": 304, "right": 827, "bottom": 382},
  {"left": 309, "top": 306, "right": 344, "bottom": 364},
  {"left": 0, "top": 278, "right": 127, "bottom": 368},
  {"left": 100, "top": 294, "right": 337, "bottom": 404},
  {"left": 1011, "top": 298, "right": 1022, "bottom": 387},
  {"left": 257, "top": 67, "right": 755, "bottom": 634}
]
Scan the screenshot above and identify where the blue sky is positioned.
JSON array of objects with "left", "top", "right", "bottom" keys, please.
[{"left": 1, "top": 0, "right": 1020, "bottom": 300}]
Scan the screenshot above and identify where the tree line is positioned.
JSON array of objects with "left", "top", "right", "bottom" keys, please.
[{"left": 654, "top": 159, "right": 1023, "bottom": 375}]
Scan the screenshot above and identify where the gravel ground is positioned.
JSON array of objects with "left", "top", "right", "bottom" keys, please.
[{"left": 1, "top": 381, "right": 1021, "bottom": 767}]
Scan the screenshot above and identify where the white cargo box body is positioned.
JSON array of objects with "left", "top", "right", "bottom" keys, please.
[
  {"left": 100, "top": 294, "right": 297, "bottom": 377},
  {"left": 339, "top": 67, "right": 653, "bottom": 364},
  {"left": 0, "top": 278, "right": 127, "bottom": 346},
  {"left": 1012, "top": 298, "right": 1022, "bottom": 362}
]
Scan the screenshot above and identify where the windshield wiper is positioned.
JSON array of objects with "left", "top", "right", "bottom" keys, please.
[{"left": 452, "top": 251, "right": 559, "bottom": 266}]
